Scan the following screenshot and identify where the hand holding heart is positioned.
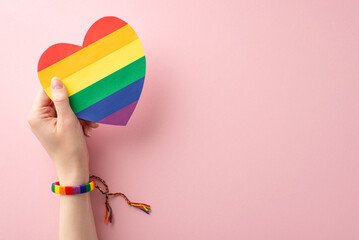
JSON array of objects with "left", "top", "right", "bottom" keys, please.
[
  {"left": 27, "top": 77, "right": 98, "bottom": 185},
  {"left": 29, "top": 16, "right": 145, "bottom": 184},
  {"left": 37, "top": 16, "right": 146, "bottom": 126}
]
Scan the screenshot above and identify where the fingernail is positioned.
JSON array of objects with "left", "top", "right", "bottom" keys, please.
[{"left": 51, "top": 77, "right": 63, "bottom": 89}]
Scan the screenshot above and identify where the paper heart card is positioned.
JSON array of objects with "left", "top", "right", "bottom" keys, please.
[{"left": 37, "top": 16, "right": 146, "bottom": 126}]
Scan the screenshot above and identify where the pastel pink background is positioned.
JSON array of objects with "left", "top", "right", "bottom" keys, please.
[{"left": 0, "top": 0, "right": 358, "bottom": 239}]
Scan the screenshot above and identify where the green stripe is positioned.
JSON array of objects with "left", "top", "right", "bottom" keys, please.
[
  {"left": 86, "top": 183, "right": 91, "bottom": 192},
  {"left": 69, "top": 56, "right": 146, "bottom": 113},
  {"left": 52, "top": 184, "right": 55, "bottom": 193}
]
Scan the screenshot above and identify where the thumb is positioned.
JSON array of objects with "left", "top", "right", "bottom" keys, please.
[{"left": 51, "top": 77, "right": 76, "bottom": 121}]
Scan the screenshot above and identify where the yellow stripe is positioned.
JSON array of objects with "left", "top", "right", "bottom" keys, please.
[
  {"left": 44, "top": 39, "right": 145, "bottom": 98},
  {"left": 54, "top": 185, "right": 60, "bottom": 194},
  {"left": 39, "top": 24, "right": 138, "bottom": 89}
]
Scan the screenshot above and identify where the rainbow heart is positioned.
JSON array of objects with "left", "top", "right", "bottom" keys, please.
[{"left": 37, "top": 16, "right": 146, "bottom": 126}]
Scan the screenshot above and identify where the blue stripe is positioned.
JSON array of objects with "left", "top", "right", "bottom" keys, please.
[
  {"left": 80, "top": 184, "right": 87, "bottom": 193},
  {"left": 76, "top": 77, "right": 144, "bottom": 122}
]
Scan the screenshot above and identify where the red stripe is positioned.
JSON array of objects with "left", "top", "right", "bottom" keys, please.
[
  {"left": 37, "top": 43, "right": 81, "bottom": 72},
  {"left": 65, "top": 186, "right": 73, "bottom": 195},
  {"left": 82, "top": 16, "right": 127, "bottom": 47},
  {"left": 37, "top": 16, "right": 128, "bottom": 72}
]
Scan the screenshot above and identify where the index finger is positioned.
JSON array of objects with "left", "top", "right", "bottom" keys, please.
[{"left": 33, "top": 88, "right": 52, "bottom": 109}]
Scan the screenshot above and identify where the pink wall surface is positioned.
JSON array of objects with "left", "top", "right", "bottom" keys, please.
[{"left": 0, "top": 0, "right": 358, "bottom": 239}]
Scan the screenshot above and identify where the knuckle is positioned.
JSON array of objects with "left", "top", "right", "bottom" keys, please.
[
  {"left": 27, "top": 114, "right": 36, "bottom": 127},
  {"left": 52, "top": 93, "right": 68, "bottom": 103},
  {"left": 53, "top": 98, "right": 68, "bottom": 104}
]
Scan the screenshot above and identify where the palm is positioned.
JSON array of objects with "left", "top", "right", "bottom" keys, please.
[{"left": 35, "top": 90, "right": 99, "bottom": 137}]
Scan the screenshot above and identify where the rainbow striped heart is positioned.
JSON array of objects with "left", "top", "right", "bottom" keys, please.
[{"left": 37, "top": 16, "right": 145, "bottom": 126}]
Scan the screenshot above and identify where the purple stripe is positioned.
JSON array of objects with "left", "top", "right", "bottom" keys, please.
[
  {"left": 73, "top": 186, "right": 81, "bottom": 194},
  {"left": 98, "top": 101, "right": 138, "bottom": 125}
]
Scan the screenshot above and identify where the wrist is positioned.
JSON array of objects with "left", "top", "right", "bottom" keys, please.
[
  {"left": 55, "top": 164, "right": 90, "bottom": 186},
  {"left": 57, "top": 171, "right": 90, "bottom": 186}
]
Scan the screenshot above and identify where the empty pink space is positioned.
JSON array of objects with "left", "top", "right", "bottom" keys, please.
[{"left": 0, "top": 0, "right": 358, "bottom": 240}]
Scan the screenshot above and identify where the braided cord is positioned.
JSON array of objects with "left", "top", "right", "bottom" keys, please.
[{"left": 90, "top": 175, "right": 151, "bottom": 223}]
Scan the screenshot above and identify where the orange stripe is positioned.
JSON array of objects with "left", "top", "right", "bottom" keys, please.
[
  {"left": 59, "top": 186, "right": 66, "bottom": 195},
  {"left": 38, "top": 24, "right": 138, "bottom": 89}
]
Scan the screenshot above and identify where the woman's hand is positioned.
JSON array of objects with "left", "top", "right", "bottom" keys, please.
[{"left": 27, "top": 77, "right": 99, "bottom": 185}]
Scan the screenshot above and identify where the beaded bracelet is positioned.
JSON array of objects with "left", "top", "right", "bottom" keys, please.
[
  {"left": 51, "top": 175, "right": 151, "bottom": 224},
  {"left": 51, "top": 180, "right": 95, "bottom": 195}
]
